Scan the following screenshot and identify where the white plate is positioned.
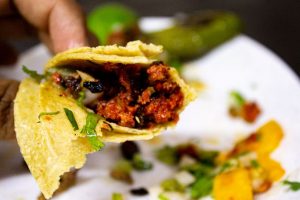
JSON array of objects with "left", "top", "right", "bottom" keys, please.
[{"left": 1, "top": 17, "right": 300, "bottom": 200}]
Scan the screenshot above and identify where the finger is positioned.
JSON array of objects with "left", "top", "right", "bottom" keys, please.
[
  {"left": 0, "top": 79, "right": 19, "bottom": 140},
  {"left": 49, "top": 0, "right": 88, "bottom": 52},
  {"left": 13, "top": 0, "right": 56, "bottom": 30},
  {"left": 38, "top": 31, "right": 54, "bottom": 54},
  {"left": 14, "top": 0, "right": 88, "bottom": 53},
  {"left": 39, "top": 28, "right": 96, "bottom": 55}
]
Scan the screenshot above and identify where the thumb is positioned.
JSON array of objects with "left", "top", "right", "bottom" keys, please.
[{"left": 49, "top": 0, "right": 88, "bottom": 52}]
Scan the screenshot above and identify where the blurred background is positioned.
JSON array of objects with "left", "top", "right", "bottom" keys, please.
[
  {"left": 10, "top": 0, "right": 300, "bottom": 75},
  {"left": 85, "top": 0, "right": 300, "bottom": 76}
]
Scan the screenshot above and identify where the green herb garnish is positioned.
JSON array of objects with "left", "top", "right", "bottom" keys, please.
[
  {"left": 234, "top": 151, "right": 250, "bottom": 158},
  {"left": 76, "top": 90, "right": 86, "bottom": 108},
  {"left": 230, "top": 91, "right": 245, "bottom": 107},
  {"left": 250, "top": 160, "right": 260, "bottom": 168},
  {"left": 190, "top": 176, "right": 213, "bottom": 199},
  {"left": 198, "top": 150, "right": 219, "bottom": 167},
  {"left": 219, "top": 162, "right": 233, "bottom": 173},
  {"left": 112, "top": 193, "right": 124, "bottom": 200},
  {"left": 160, "top": 178, "right": 184, "bottom": 192},
  {"left": 283, "top": 180, "right": 300, "bottom": 191},
  {"left": 113, "top": 160, "right": 132, "bottom": 173},
  {"left": 81, "top": 112, "right": 104, "bottom": 151},
  {"left": 110, "top": 160, "right": 133, "bottom": 184},
  {"left": 184, "top": 163, "right": 214, "bottom": 178},
  {"left": 37, "top": 111, "right": 60, "bottom": 122},
  {"left": 22, "top": 65, "right": 45, "bottom": 83},
  {"left": 64, "top": 108, "right": 79, "bottom": 131},
  {"left": 156, "top": 145, "right": 178, "bottom": 165},
  {"left": 158, "top": 193, "right": 170, "bottom": 200},
  {"left": 132, "top": 154, "right": 153, "bottom": 171}
]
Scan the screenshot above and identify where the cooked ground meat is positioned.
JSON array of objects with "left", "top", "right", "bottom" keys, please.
[
  {"left": 52, "top": 72, "right": 81, "bottom": 97},
  {"left": 242, "top": 102, "right": 261, "bottom": 123},
  {"left": 52, "top": 62, "right": 184, "bottom": 129},
  {"left": 138, "top": 87, "right": 154, "bottom": 105},
  {"left": 144, "top": 91, "right": 182, "bottom": 124},
  {"left": 147, "top": 62, "right": 169, "bottom": 83},
  {"left": 229, "top": 100, "right": 261, "bottom": 123}
]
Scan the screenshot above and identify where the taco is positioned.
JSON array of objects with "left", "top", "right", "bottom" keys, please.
[{"left": 14, "top": 41, "right": 196, "bottom": 198}]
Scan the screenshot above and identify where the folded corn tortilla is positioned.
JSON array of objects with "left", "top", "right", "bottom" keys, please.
[{"left": 14, "top": 41, "right": 196, "bottom": 198}]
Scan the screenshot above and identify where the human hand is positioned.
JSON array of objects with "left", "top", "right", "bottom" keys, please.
[
  {"left": 0, "top": 0, "right": 88, "bottom": 64},
  {"left": 0, "top": 79, "right": 19, "bottom": 140}
]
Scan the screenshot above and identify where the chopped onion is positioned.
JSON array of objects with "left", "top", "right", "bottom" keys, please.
[
  {"left": 83, "top": 90, "right": 102, "bottom": 105},
  {"left": 179, "top": 155, "right": 197, "bottom": 168},
  {"left": 174, "top": 171, "right": 195, "bottom": 186},
  {"left": 238, "top": 152, "right": 257, "bottom": 167}
]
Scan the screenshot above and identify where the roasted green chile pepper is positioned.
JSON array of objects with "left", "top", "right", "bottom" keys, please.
[
  {"left": 87, "top": 3, "right": 139, "bottom": 45},
  {"left": 147, "top": 11, "right": 242, "bottom": 60}
]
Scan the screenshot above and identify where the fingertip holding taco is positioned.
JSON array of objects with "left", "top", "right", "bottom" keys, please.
[{"left": 14, "top": 41, "right": 196, "bottom": 198}]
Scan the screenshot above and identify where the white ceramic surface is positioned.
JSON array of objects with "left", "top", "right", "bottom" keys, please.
[{"left": 0, "top": 17, "right": 300, "bottom": 200}]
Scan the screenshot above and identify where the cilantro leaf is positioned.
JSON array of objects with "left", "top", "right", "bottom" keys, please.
[
  {"left": 112, "top": 193, "right": 124, "bottom": 200},
  {"left": 22, "top": 65, "right": 45, "bottom": 83},
  {"left": 76, "top": 90, "right": 86, "bottom": 108},
  {"left": 110, "top": 160, "right": 133, "bottom": 184},
  {"left": 283, "top": 180, "right": 300, "bottom": 191},
  {"left": 81, "top": 112, "right": 104, "bottom": 151},
  {"left": 219, "top": 161, "right": 233, "bottom": 173},
  {"left": 160, "top": 178, "right": 184, "bottom": 192},
  {"left": 37, "top": 111, "right": 60, "bottom": 122},
  {"left": 190, "top": 176, "right": 213, "bottom": 199},
  {"left": 199, "top": 150, "right": 219, "bottom": 167},
  {"left": 155, "top": 145, "right": 178, "bottom": 165},
  {"left": 132, "top": 154, "right": 153, "bottom": 171},
  {"left": 230, "top": 91, "right": 245, "bottom": 107},
  {"left": 250, "top": 160, "right": 260, "bottom": 168},
  {"left": 158, "top": 193, "right": 169, "bottom": 200},
  {"left": 64, "top": 108, "right": 79, "bottom": 131}
]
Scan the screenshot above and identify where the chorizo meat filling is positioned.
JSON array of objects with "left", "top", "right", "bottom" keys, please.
[{"left": 51, "top": 62, "right": 184, "bottom": 129}]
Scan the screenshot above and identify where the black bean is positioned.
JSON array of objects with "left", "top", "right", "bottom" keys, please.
[
  {"left": 83, "top": 81, "right": 104, "bottom": 93},
  {"left": 130, "top": 187, "right": 149, "bottom": 196},
  {"left": 120, "top": 141, "right": 140, "bottom": 160}
]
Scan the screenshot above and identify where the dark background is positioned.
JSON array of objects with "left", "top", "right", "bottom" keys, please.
[
  {"left": 12, "top": 0, "right": 300, "bottom": 76},
  {"left": 78, "top": 0, "right": 300, "bottom": 75}
]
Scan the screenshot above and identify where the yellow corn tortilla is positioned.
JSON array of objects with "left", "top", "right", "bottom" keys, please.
[
  {"left": 14, "top": 78, "right": 95, "bottom": 199},
  {"left": 14, "top": 41, "right": 196, "bottom": 198},
  {"left": 45, "top": 40, "right": 163, "bottom": 69},
  {"left": 44, "top": 40, "right": 196, "bottom": 138}
]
